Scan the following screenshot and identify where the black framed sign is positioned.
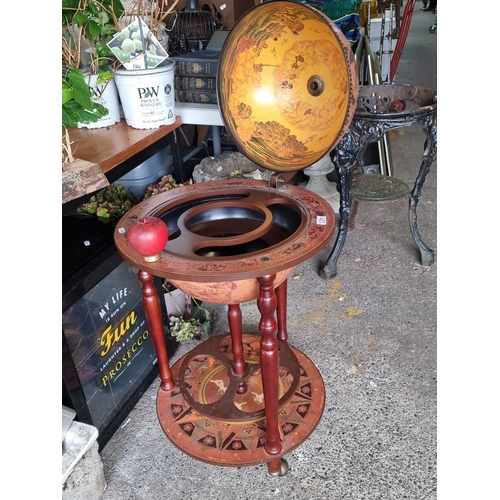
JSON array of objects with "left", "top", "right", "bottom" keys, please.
[{"left": 62, "top": 213, "right": 177, "bottom": 448}]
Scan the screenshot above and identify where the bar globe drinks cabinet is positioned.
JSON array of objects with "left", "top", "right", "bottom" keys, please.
[{"left": 114, "top": 1, "right": 358, "bottom": 476}]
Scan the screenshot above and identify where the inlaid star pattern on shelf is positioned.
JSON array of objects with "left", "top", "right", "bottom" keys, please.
[{"left": 157, "top": 338, "right": 325, "bottom": 467}]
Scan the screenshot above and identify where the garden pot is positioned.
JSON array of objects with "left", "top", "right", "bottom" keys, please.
[
  {"left": 114, "top": 61, "right": 176, "bottom": 129},
  {"left": 164, "top": 288, "right": 187, "bottom": 317},
  {"left": 77, "top": 73, "right": 121, "bottom": 129}
]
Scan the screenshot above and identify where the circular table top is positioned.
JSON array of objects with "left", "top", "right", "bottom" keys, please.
[
  {"left": 355, "top": 84, "right": 437, "bottom": 120},
  {"left": 114, "top": 179, "right": 335, "bottom": 282}
]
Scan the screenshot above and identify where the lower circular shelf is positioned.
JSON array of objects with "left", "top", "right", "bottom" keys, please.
[
  {"left": 156, "top": 335, "right": 326, "bottom": 467},
  {"left": 352, "top": 173, "right": 411, "bottom": 201},
  {"left": 177, "top": 334, "right": 302, "bottom": 422}
]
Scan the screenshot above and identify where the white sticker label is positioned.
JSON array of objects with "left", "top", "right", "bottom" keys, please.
[
  {"left": 84, "top": 240, "right": 91, "bottom": 246},
  {"left": 118, "top": 227, "right": 126, "bottom": 234},
  {"left": 220, "top": 3, "right": 227, "bottom": 10},
  {"left": 216, "top": 165, "right": 223, "bottom": 172},
  {"left": 316, "top": 216, "right": 327, "bottom": 225}
]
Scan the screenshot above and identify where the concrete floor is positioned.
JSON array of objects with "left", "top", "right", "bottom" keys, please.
[{"left": 99, "top": 5, "right": 438, "bottom": 499}]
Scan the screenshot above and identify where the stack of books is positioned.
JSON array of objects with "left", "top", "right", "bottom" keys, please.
[{"left": 170, "top": 50, "right": 220, "bottom": 105}]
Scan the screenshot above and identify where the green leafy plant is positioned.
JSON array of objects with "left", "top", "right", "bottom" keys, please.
[
  {"left": 62, "top": 0, "right": 124, "bottom": 73},
  {"left": 168, "top": 315, "right": 205, "bottom": 342},
  {"left": 76, "top": 184, "right": 140, "bottom": 223},
  {"left": 62, "top": 0, "right": 124, "bottom": 127},
  {"left": 62, "top": 66, "right": 112, "bottom": 128},
  {"left": 162, "top": 280, "right": 213, "bottom": 342},
  {"left": 168, "top": 303, "right": 213, "bottom": 341}
]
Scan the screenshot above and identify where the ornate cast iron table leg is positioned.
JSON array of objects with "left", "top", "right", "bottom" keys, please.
[
  {"left": 321, "top": 116, "right": 406, "bottom": 279},
  {"left": 320, "top": 85, "right": 437, "bottom": 279},
  {"left": 409, "top": 113, "right": 437, "bottom": 266},
  {"left": 320, "top": 130, "right": 359, "bottom": 279}
]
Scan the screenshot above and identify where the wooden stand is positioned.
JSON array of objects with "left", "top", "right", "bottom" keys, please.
[
  {"left": 113, "top": 178, "right": 336, "bottom": 475},
  {"left": 139, "top": 270, "right": 325, "bottom": 474}
]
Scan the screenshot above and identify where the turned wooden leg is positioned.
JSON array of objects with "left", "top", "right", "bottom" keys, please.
[
  {"left": 228, "top": 303, "right": 248, "bottom": 394},
  {"left": 257, "top": 274, "right": 281, "bottom": 458},
  {"left": 137, "top": 270, "right": 174, "bottom": 391}
]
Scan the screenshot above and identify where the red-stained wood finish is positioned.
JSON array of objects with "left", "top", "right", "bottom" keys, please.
[{"left": 138, "top": 270, "right": 175, "bottom": 391}]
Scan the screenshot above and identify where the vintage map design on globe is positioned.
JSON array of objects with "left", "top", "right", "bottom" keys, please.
[{"left": 218, "top": 1, "right": 358, "bottom": 171}]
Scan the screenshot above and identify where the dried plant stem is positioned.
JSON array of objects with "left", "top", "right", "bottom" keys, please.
[
  {"left": 62, "top": 0, "right": 123, "bottom": 69},
  {"left": 62, "top": 128, "right": 75, "bottom": 165},
  {"left": 122, "top": 0, "right": 179, "bottom": 36}
]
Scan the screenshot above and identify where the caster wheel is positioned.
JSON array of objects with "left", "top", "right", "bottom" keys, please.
[
  {"left": 268, "top": 458, "right": 290, "bottom": 476},
  {"left": 429, "top": 25, "right": 436, "bottom": 33}
]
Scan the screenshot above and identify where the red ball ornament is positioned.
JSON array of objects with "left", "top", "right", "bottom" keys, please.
[{"left": 127, "top": 217, "right": 169, "bottom": 262}]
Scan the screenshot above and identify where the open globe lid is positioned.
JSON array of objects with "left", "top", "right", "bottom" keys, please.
[{"left": 217, "top": 0, "right": 359, "bottom": 172}]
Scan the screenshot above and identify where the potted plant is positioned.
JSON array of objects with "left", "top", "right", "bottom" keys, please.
[
  {"left": 163, "top": 279, "right": 189, "bottom": 318},
  {"left": 119, "top": 0, "right": 179, "bottom": 51},
  {"left": 62, "top": 0, "right": 125, "bottom": 129},
  {"left": 76, "top": 183, "right": 140, "bottom": 223},
  {"left": 108, "top": 0, "right": 180, "bottom": 129},
  {"left": 163, "top": 280, "right": 214, "bottom": 342}
]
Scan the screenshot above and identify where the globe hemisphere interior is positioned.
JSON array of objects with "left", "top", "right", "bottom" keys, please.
[{"left": 217, "top": 0, "right": 359, "bottom": 171}]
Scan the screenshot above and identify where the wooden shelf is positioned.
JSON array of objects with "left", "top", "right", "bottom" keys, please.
[
  {"left": 64, "top": 117, "right": 183, "bottom": 174},
  {"left": 62, "top": 117, "right": 184, "bottom": 203}
]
